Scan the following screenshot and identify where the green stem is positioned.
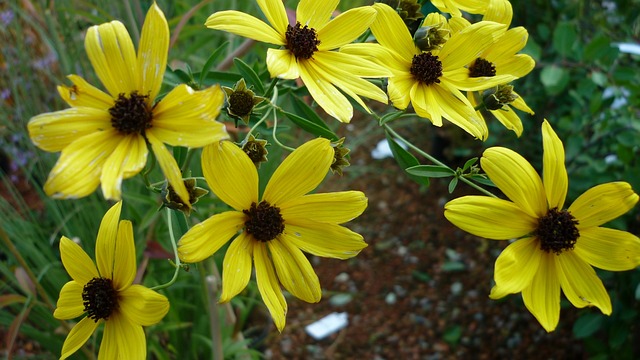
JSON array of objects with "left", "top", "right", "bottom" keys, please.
[
  {"left": 263, "top": 77, "right": 279, "bottom": 98},
  {"left": 180, "top": 149, "right": 196, "bottom": 174},
  {"left": 271, "top": 108, "right": 295, "bottom": 152},
  {"left": 150, "top": 209, "right": 182, "bottom": 291},
  {"left": 383, "top": 123, "right": 497, "bottom": 198}
]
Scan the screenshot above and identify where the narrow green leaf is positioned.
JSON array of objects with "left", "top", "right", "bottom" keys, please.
[
  {"left": 573, "top": 313, "right": 604, "bottom": 339},
  {"left": 289, "top": 95, "right": 333, "bottom": 132},
  {"left": 406, "top": 165, "right": 455, "bottom": 178},
  {"left": 462, "top": 157, "right": 478, "bottom": 172},
  {"left": 448, "top": 177, "right": 459, "bottom": 193},
  {"left": 199, "top": 41, "right": 228, "bottom": 86},
  {"left": 385, "top": 133, "right": 429, "bottom": 186},
  {"left": 281, "top": 110, "right": 338, "bottom": 140},
  {"left": 468, "top": 174, "right": 496, "bottom": 187},
  {"left": 379, "top": 111, "right": 405, "bottom": 125},
  {"left": 233, "top": 58, "right": 265, "bottom": 94}
]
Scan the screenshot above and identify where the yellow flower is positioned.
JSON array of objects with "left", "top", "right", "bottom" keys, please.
[
  {"left": 343, "top": 3, "right": 510, "bottom": 139},
  {"left": 205, "top": 0, "right": 390, "bottom": 123},
  {"left": 27, "top": 3, "right": 228, "bottom": 204},
  {"left": 432, "top": 0, "right": 513, "bottom": 26},
  {"left": 444, "top": 120, "right": 640, "bottom": 332},
  {"left": 54, "top": 202, "right": 169, "bottom": 359},
  {"left": 178, "top": 138, "right": 368, "bottom": 331},
  {"left": 468, "top": 84, "right": 535, "bottom": 136}
]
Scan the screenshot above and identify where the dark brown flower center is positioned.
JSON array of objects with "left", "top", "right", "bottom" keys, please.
[
  {"left": 535, "top": 207, "right": 580, "bottom": 254},
  {"left": 410, "top": 52, "right": 443, "bottom": 85},
  {"left": 109, "top": 91, "right": 153, "bottom": 135},
  {"left": 228, "top": 90, "right": 255, "bottom": 118},
  {"left": 82, "top": 277, "right": 119, "bottom": 322},
  {"left": 469, "top": 58, "right": 496, "bottom": 78},
  {"left": 285, "top": 22, "right": 320, "bottom": 60},
  {"left": 243, "top": 201, "right": 285, "bottom": 242}
]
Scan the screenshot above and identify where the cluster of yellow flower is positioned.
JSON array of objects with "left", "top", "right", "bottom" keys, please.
[{"left": 25, "top": 0, "right": 639, "bottom": 358}]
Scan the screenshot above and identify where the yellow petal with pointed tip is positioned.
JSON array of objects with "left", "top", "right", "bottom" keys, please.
[
  {"left": 445, "top": 196, "right": 537, "bottom": 239},
  {"left": 219, "top": 232, "right": 253, "bottom": 302},
  {"left": 317, "top": 7, "right": 376, "bottom": 50},
  {"left": 28, "top": 107, "right": 110, "bottom": 153},
  {"left": 280, "top": 191, "right": 367, "bottom": 224},
  {"left": 522, "top": 252, "right": 560, "bottom": 332},
  {"left": 556, "top": 251, "right": 611, "bottom": 314},
  {"left": 269, "top": 238, "right": 321, "bottom": 303},
  {"left": 53, "top": 281, "right": 85, "bottom": 320},
  {"left": 489, "top": 238, "right": 541, "bottom": 299},
  {"left": 60, "top": 316, "right": 99, "bottom": 360},
  {"left": 257, "top": 0, "right": 289, "bottom": 35},
  {"left": 151, "top": 85, "right": 228, "bottom": 147},
  {"left": 297, "top": 61, "right": 353, "bottom": 122},
  {"left": 85, "top": 21, "right": 137, "bottom": 98},
  {"left": 484, "top": 0, "right": 513, "bottom": 26},
  {"left": 111, "top": 220, "right": 136, "bottom": 291},
  {"left": 263, "top": 138, "right": 333, "bottom": 205},
  {"left": 569, "top": 182, "right": 638, "bottom": 229},
  {"left": 371, "top": 3, "right": 417, "bottom": 61},
  {"left": 491, "top": 105, "right": 523, "bottom": 137},
  {"left": 119, "top": 285, "right": 170, "bottom": 326},
  {"left": 58, "top": 75, "right": 113, "bottom": 109},
  {"left": 481, "top": 147, "right": 547, "bottom": 218},
  {"left": 297, "top": 0, "right": 338, "bottom": 30},
  {"left": 202, "top": 141, "right": 258, "bottom": 212},
  {"left": 59, "top": 236, "right": 98, "bottom": 284},
  {"left": 439, "top": 21, "right": 506, "bottom": 71},
  {"left": 542, "top": 120, "right": 568, "bottom": 209},
  {"left": 43, "top": 130, "right": 119, "bottom": 199},
  {"left": 574, "top": 227, "right": 640, "bottom": 271},
  {"left": 282, "top": 222, "right": 367, "bottom": 260},
  {"left": 100, "top": 134, "right": 147, "bottom": 201},
  {"left": 387, "top": 73, "right": 415, "bottom": 110},
  {"left": 99, "top": 314, "right": 145, "bottom": 359},
  {"left": 205, "top": 11, "right": 285, "bottom": 45},
  {"left": 434, "top": 83, "right": 488, "bottom": 139},
  {"left": 146, "top": 131, "right": 190, "bottom": 206},
  {"left": 178, "top": 211, "right": 245, "bottom": 263},
  {"left": 137, "top": 2, "right": 169, "bottom": 100},
  {"left": 254, "top": 242, "right": 287, "bottom": 332},
  {"left": 96, "top": 201, "right": 122, "bottom": 279}
]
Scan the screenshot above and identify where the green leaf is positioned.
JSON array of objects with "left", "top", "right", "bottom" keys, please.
[
  {"left": 379, "top": 111, "right": 405, "bottom": 125},
  {"left": 281, "top": 110, "right": 338, "bottom": 140},
  {"left": 406, "top": 165, "right": 455, "bottom": 178},
  {"left": 385, "top": 133, "right": 430, "bottom": 186},
  {"left": 199, "top": 42, "right": 228, "bottom": 86},
  {"left": 540, "top": 65, "right": 570, "bottom": 95},
  {"left": 448, "top": 177, "right": 459, "bottom": 193},
  {"left": 573, "top": 313, "right": 604, "bottom": 339},
  {"left": 552, "top": 21, "right": 577, "bottom": 58},
  {"left": 468, "top": 174, "right": 495, "bottom": 187},
  {"left": 462, "top": 157, "right": 478, "bottom": 172},
  {"left": 233, "top": 57, "right": 265, "bottom": 94},
  {"left": 200, "top": 71, "right": 242, "bottom": 87},
  {"left": 443, "top": 326, "right": 463, "bottom": 345},
  {"left": 289, "top": 95, "right": 333, "bottom": 132}
]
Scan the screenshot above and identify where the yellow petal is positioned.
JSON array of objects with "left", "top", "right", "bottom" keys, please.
[
  {"left": 340, "top": 43, "right": 409, "bottom": 73},
  {"left": 481, "top": 147, "right": 547, "bottom": 218},
  {"left": 178, "top": 211, "right": 245, "bottom": 263},
  {"left": 53, "top": 281, "right": 85, "bottom": 320},
  {"left": 60, "top": 316, "right": 99, "bottom": 360},
  {"left": 282, "top": 222, "right": 367, "bottom": 260},
  {"left": 268, "top": 238, "right": 321, "bottom": 303},
  {"left": 280, "top": 191, "right": 367, "bottom": 224},
  {"left": 521, "top": 252, "right": 560, "bottom": 332},
  {"left": 151, "top": 85, "right": 228, "bottom": 147},
  {"left": 439, "top": 21, "right": 506, "bottom": 71},
  {"left": 444, "top": 196, "right": 538, "bottom": 240},
  {"left": 28, "top": 107, "right": 111, "bottom": 152},
  {"left": 219, "top": 232, "right": 254, "bottom": 302},
  {"left": 297, "top": 61, "right": 353, "bottom": 122},
  {"left": 119, "top": 285, "right": 170, "bottom": 326},
  {"left": 253, "top": 242, "right": 287, "bottom": 332},
  {"left": 111, "top": 220, "right": 136, "bottom": 291},
  {"left": 137, "top": 2, "right": 169, "bottom": 100},
  {"left": 411, "top": 82, "right": 441, "bottom": 125},
  {"left": 100, "top": 134, "right": 148, "bottom": 201},
  {"left": 445, "top": 67, "right": 516, "bottom": 91},
  {"left": 85, "top": 21, "right": 137, "bottom": 98},
  {"left": 96, "top": 201, "right": 122, "bottom": 280},
  {"left": 99, "top": 315, "right": 145, "bottom": 359},
  {"left": 43, "top": 130, "right": 119, "bottom": 199},
  {"left": 202, "top": 141, "right": 258, "bottom": 211},
  {"left": 489, "top": 238, "right": 541, "bottom": 299},
  {"left": 556, "top": 251, "right": 612, "bottom": 314},
  {"left": 542, "top": 120, "right": 568, "bottom": 209},
  {"left": 387, "top": 73, "right": 415, "bottom": 110},
  {"left": 266, "top": 48, "right": 300, "bottom": 79},
  {"left": 370, "top": 3, "right": 417, "bottom": 61},
  {"left": 495, "top": 55, "right": 535, "bottom": 78},
  {"left": 257, "top": 0, "right": 289, "bottom": 35},
  {"left": 263, "top": 138, "right": 333, "bottom": 205},
  {"left": 313, "top": 51, "right": 391, "bottom": 78},
  {"left": 432, "top": 84, "right": 488, "bottom": 139},
  {"left": 317, "top": 6, "right": 376, "bottom": 50},
  {"left": 511, "top": 91, "right": 534, "bottom": 114},
  {"left": 58, "top": 75, "right": 114, "bottom": 109},
  {"left": 146, "top": 131, "right": 190, "bottom": 206},
  {"left": 205, "top": 11, "right": 285, "bottom": 45},
  {"left": 574, "top": 227, "right": 640, "bottom": 271},
  {"left": 491, "top": 105, "right": 523, "bottom": 137},
  {"left": 484, "top": 0, "right": 513, "bottom": 26},
  {"left": 296, "top": 0, "right": 338, "bottom": 30},
  {"left": 568, "top": 182, "right": 639, "bottom": 229},
  {"left": 59, "top": 236, "right": 98, "bottom": 284}
]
